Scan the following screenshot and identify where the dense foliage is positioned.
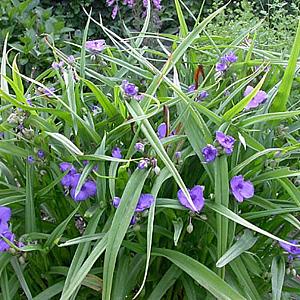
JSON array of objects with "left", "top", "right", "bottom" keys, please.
[{"left": 1, "top": 1, "right": 300, "bottom": 299}]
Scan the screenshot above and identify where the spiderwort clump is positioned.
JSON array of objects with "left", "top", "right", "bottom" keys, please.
[
  {"left": 177, "top": 185, "right": 205, "bottom": 212},
  {"left": 230, "top": 175, "right": 254, "bottom": 202},
  {"left": 135, "top": 142, "right": 144, "bottom": 152},
  {"left": 202, "top": 144, "right": 218, "bottom": 162},
  {"left": 279, "top": 240, "right": 300, "bottom": 255},
  {"left": 121, "top": 80, "right": 138, "bottom": 97},
  {"left": 244, "top": 86, "right": 268, "bottom": 110},
  {"left": 112, "top": 147, "right": 122, "bottom": 159},
  {"left": 85, "top": 40, "right": 106, "bottom": 54},
  {"left": 216, "top": 131, "right": 235, "bottom": 155}
]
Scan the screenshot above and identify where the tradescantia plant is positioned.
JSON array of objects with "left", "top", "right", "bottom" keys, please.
[{"left": 1, "top": 1, "right": 300, "bottom": 299}]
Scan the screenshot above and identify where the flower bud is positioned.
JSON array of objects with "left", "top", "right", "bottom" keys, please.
[
  {"left": 186, "top": 223, "right": 193, "bottom": 234},
  {"left": 292, "top": 268, "right": 297, "bottom": 277}
]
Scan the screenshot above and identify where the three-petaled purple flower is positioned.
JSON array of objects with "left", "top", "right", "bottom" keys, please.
[
  {"left": 244, "top": 86, "right": 267, "bottom": 110},
  {"left": 86, "top": 40, "right": 106, "bottom": 54},
  {"left": 112, "top": 194, "right": 154, "bottom": 225},
  {"left": 202, "top": 144, "right": 218, "bottom": 162},
  {"left": 112, "top": 147, "right": 122, "bottom": 159},
  {"left": 177, "top": 185, "right": 205, "bottom": 212},
  {"left": 0, "top": 206, "right": 14, "bottom": 252},
  {"left": 59, "top": 163, "right": 97, "bottom": 202},
  {"left": 216, "top": 131, "right": 235, "bottom": 155},
  {"left": 216, "top": 51, "right": 237, "bottom": 72},
  {"left": 230, "top": 175, "right": 254, "bottom": 202},
  {"left": 279, "top": 240, "right": 300, "bottom": 255},
  {"left": 121, "top": 80, "right": 138, "bottom": 97}
]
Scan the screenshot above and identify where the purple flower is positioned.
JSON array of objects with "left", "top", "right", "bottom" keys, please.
[
  {"left": 26, "top": 98, "right": 33, "bottom": 106},
  {"left": 44, "top": 87, "right": 55, "bottom": 97},
  {"left": 112, "top": 193, "right": 154, "bottom": 213},
  {"left": 188, "top": 84, "right": 196, "bottom": 92},
  {"left": 196, "top": 91, "right": 209, "bottom": 102},
  {"left": 0, "top": 206, "right": 11, "bottom": 233},
  {"left": 216, "top": 63, "right": 228, "bottom": 72},
  {"left": 224, "top": 51, "right": 237, "bottom": 63},
  {"left": 27, "top": 156, "right": 35, "bottom": 164},
  {"left": 216, "top": 131, "right": 235, "bottom": 155},
  {"left": 177, "top": 185, "right": 205, "bottom": 212},
  {"left": 157, "top": 122, "right": 167, "bottom": 139},
  {"left": 121, "top": 80, "right": 138, "bottom": 96},
  {"left": 112, "top": 196, "right": 121, "bottom": 207},
  {"left": 59, "top": 162, "right": 76, "bottom": 174},
  {"left": 70, "top": 180, "right": 97, "bottom": 202},
  {"left": 123, "top": 0, "right": 135, "bottom": 8},
  {"left": 244, "top": 86, "right": 268, "bottom": 110},
  {"left": 135, "top": 194, "right": 154, "bottom": 212},
  {"left": 152, "top": 0, "right": 162, "bottom": 10},
  {"left": 143, "top": 0, "right": 148, "bottom": 7},
  {"left": 67, "top": 55, "right": 75, "bottom": 64},
  {"left": 279, "top": 240, "right": 300, "bottom": 255},
  {"left": 0, "top": 132, "right": 4, "bottom": 139},
  {"left": 111, "top": 5, "right": 118, "bottom": 19},
  {"left": 230, "top": 175, "right": 254, "bottom": 202},
  {"left": 106, "top": 0, "right": 115, "bottom": 6},
  {"left": 133, "top": 94, "right": 144, "bottom": 101},
  {"left": 135, "top": 142, "right": 144, "bottom": 152},
  {"left": 202, "top": 144, "right": 218, "bottom": 162},
  {"left": 0, "top": 231, "right": 14, "bottom": 252},
  {"left": 138, "top": 159, "right": 149, "bottom": 169},
  {"left": 86, "top": 40, "right": 106, "bottom": 54},
  {"left": 52, "top": 62, "right": 60, "bottom": 70},
  {"left": 175, "top": 151, "right": 181, "bottom": 159},
  {"left": 37, "top": 150, "right": 45, "bottom": 159},
  {"left": 130, "top": 215, "right": 137, "bottom": 225},
  {"left": 112, "top": 147, "right": 122, "bottom": 159}
]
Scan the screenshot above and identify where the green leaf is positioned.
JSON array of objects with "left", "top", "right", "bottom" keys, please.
[
  {"left": 46, "top": 132, "right": 83, "bottom": 156},
  {"left": 102, "top": 169, "right": 150, "bottom": 300},
  {"left": 270, "top": 19, "right": 300, "bottom": 112},
  {"left": 152, "top": 248, "right": 246, "bottom": 300},
  {"left": 25, "top": 163, "right": 36, "bottom": 233},
  {"left": 148, "top": 265, "right": 182, "bottom": 300},
  {"left": 44, "top": 205, "right": 80, "bottom": 250},
  {"left": 216, "top": 230, "right": 258, "bottom": 268},
  {"left": 214, "top": 156, "right": 229, "bottom": 278},
  {"left": 271, "top": 256, "right": 285, "bottom": 300},
  {"left": 10, "top": 257, "right": 33, "bottom": 300}
]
